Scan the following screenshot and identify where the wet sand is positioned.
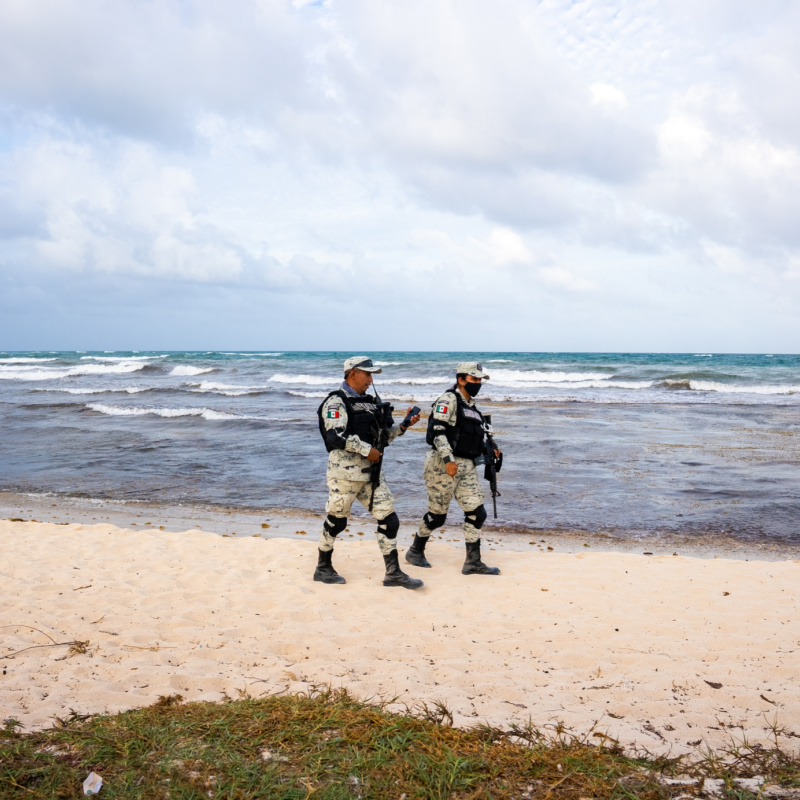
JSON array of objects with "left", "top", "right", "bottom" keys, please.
[{"left": 2, "top": 490, "right": 796, "bottom": 560}]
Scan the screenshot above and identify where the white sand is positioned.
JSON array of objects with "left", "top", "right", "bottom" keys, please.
[{"left": 2, "top": 518, "right": 799, "bottom": 755}]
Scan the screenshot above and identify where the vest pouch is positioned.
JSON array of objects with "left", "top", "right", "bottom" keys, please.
[{"left": 318, "top": 390, "right": 381, "bottom": 452}]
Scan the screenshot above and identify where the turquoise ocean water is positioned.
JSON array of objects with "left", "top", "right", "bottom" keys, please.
[{"left": 1, "top": 351, "right": 798, "bottom": 544}]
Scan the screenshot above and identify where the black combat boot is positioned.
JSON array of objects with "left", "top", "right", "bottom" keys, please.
[
  {"left": 313, "top": 549, "right": 346, "bottom": 584},
  {"left": 462, "top": 540, "right": 500, "bottom": 575},
  {"left": 383, "top": 550, "right": 424, "bottom": 589},
  {"left": 405, "top": 534, "right": 432, "bottom": 568}
]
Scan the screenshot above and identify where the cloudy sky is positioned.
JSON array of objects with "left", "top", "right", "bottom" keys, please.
[{"left": 1, "top": 0, "right": 799, "bottom": 352}]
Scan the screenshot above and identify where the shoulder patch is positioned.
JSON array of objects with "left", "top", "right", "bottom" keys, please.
[
  {"left": 435, "top": 403, "right": 449, "bottom": 414},
  {"left": 326, "top": 408, "right": 341, "bottom": 419}
]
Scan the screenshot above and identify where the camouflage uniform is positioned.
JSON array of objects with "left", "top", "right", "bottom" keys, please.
[
  {"left": 314, "top": 356, "right": 423, "bottom": 590},
  {"left": 406, "top": 361, "right": 500, "bottom": 575},
  {"left": 320, "top": 385, "right": 405, "bottom": 556},
  {"left": 418, "top": 389, "right": 485, "bottom": 543}
]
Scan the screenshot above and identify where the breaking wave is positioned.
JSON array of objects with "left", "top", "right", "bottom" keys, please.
[
  {"left": 269, "top": 373, "right": 338, "bottom": 385},
  {"left": 276, "top": 373, "right": 618, "bottom": 388},
  {"left": 85, "top": 403, "right": 302, "bottom": 422},
  {"left": 662, "top": 379, "right": 692, "bottom": 390},
  {"left": 0, "top": 357, "right": 58, "bottom": 363},
  {"left": 34, "top": 386, "right": 155, "bottom": 395},
  {"left": 0, "top": 362, "right": 150, "bottom": 381},
  {"left": 489, "top": 369, "right": 612, "bottom": 383},
  {"left": 689, "top": 381, "right": 800, "bottom": 395},
  {"left": 277, "top": 374, "right": 453, "bottom": 387},
  {"left": 287, "top": 390, "right": 439, "bottom": 403},
  {"left": 660, "top": 379, "right": 800, "bottom": 395},
  {"left": 170, "top": 365, "right": 217, "bottom": 376},
  {"left": 495, "top": 379, "right": 651, "bottom": 390},
  {"left": 187, "top": 381, "right": 270, "bottom": 397},
  {"left": 285, "top": 385, "right": 651, "bottom": 403},
  {"left": 382, "top": 376, "right": 452, "bottom": 385},
  {"left": 80, "top": 355, "right": 167, "bottom": 361}
]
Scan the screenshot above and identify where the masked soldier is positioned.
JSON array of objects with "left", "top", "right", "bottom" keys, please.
[
  {"left": 315, "top": 356, "right": 423, "bottom": 589},
  {"left": 405, "top": 362, "right": 501, "bottom": 575}
]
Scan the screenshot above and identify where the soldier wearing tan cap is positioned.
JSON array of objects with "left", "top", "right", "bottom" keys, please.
[
  {"left": 314, "top": 356, "right": 423, "bottom": 589},
  {"left": 405, "top": 362, "right": 501, "bottom": 575}
]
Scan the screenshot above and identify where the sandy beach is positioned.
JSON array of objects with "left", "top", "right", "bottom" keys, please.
[{"left": 2, "top": 516, "right": 799, "bottom": 756}]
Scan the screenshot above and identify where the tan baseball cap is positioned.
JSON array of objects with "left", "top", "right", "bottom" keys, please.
[
  {"left": 457, "top": 362, "right": 490, "bottom": 380},
  {"left": 343, "top": 356, "right": 382, "bottom": 374}
]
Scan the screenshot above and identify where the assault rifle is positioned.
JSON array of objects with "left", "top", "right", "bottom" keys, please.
[
  {"left": 367, "top": 383, "right": 394, "bottom": 512},
  {"left": 482, "top": 413, "right": 503, "bottom": 519}
]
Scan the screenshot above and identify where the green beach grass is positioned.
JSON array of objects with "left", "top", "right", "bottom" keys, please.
[{"left": 1, "top": 688, "right": 798, "bottom": 798}]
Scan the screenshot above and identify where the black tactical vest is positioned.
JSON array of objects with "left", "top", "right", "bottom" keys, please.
[
  {"left": 426, "top": 387, "right": 485, "bottom": 459},
  {"left": 317, "top": 390, "right": 392, "bottom": 453}
]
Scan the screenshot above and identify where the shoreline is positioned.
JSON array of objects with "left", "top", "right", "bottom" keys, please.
[
  {"left": 2, "top": 514, "right": 799, "bottom": 757},
  {"left": 2, "top": 489, "right": 798, "bottom": 562}
]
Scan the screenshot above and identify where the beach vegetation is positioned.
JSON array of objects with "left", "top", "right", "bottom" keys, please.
[{"left": 1, "top": 688, "right": 798, "bottom": 798}]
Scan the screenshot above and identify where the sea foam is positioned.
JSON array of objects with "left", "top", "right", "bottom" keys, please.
[
  {"left": 187, "top": 381, "right": 269, "bottom": 396},
  {"left": 287, "top": 390, "right": 439, "bottom": 403},
  {"left": 689, "top": 380, "right": 800, "bottom": 395},
  {"left": 35, "top": 386, "right": 153, "bottom": 395},
  {"left": 381, "top": 376, "right": 452, "bottom": 385},
  {"left": 0, "top": 357, "right": 58, "bottom": 363},
  {"left": 488, "top": 369, "right": 612, "bottom": 383},
  {"left": 81, "top": 354, "right": 167, "bottom": 361},
  {"left": 494, "top": 379, "right": 651, "bottom": 390},
  {"left": 170, "top": 366, "right": 216, "bottom": 376},
  {"left": 0, "top": 362, "right": 150, "bottom": 381},
  {"left": 269, "top": 373, "right": 338, "bottom": 385},
  {"left": 85, "top": 403, "right": 301, "bottom": 421},
  {"left": 286, "top": 390, "right": 329, "bottom": 398}
]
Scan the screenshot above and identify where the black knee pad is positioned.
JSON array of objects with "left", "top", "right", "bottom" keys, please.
[
  {"left": 377, "top": 512, "right": 400, "bottom": 539},
  {"left": 423, "top": 511, "right": 447, "bottom": 531},
  {"left": 323, "top": 514, "right": 348, "bottom": 537},
  {"left": 464, "top": 505, "right": 487, "bottom": 530}
]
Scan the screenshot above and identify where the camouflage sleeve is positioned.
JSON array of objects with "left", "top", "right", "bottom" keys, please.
[
  {"left": 430, "top": 392, "right": 458, "bottom": 462},
  {"left": 385, "top": 420, "right": 406, "bottom": 445},
  {"left": 321, "top": 396, "right": 372, "bottom": 457}
]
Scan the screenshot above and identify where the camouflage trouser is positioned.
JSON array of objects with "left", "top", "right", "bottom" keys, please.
[
  {"left": 418, "top": 450, "right": 485, "bottom": 543},
  {"left": 320, "top": 472, "right": 397, "bottom": 555}
]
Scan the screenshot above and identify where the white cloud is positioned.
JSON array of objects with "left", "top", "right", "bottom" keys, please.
[
  {"left": 17, "top": 136, "right": 244, "bottom": 281},
  {"left": 1, "top": 0, "right": 800, "bottom": 349},
  {"left": 590, "top": 83, "right": 629, "bottom": 113},
  {"left": 538, "top": 266, "right": 595, "bottom": 293},
  {"left": 473, "top": 229, "right": 533, "bottom": 267},
  {"left": 410, "top": 226, "right": 533, "bottom": 274},
  {"left": 657, "top": 108, "right": 714, "bottom": 162},
  {"left": 702, "top": 241, "right": 746, "bottom": 275}
]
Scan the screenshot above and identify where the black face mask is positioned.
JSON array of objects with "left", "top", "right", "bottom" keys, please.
[{"left": 463, "top": 381, "right": 482, "bottom": 397}]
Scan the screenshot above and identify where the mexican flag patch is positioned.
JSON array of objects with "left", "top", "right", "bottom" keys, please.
[
  {"left": 327, "top": 408, "right": 340, "bottom": 419},
  {"left": 435, "top": 403, "right": 448, "bottom": 414}
]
